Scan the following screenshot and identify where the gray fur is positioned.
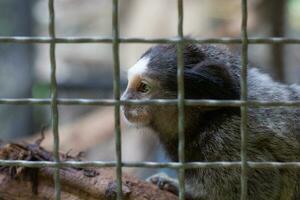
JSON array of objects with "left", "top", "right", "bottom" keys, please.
[
  {"left": 122, "top": 44, "right": 300, "bottom": 200},
  {"left": 184, "top": 68, "right": 300, "bottom": 200}
]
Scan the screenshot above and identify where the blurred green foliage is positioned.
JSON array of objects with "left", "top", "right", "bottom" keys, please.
[
  {"left": 32, "top": 83, "right": 50, "bottom": 99},
  {"left": 0, "top": 1, "right": 16, "bottom": 35},
  {"left": 289, "top": 0, "right": 300, "bottom": 32}
]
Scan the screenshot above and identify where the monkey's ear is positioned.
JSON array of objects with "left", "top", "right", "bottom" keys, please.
[
  {"left": 183, "top": 44, "right": 205, "bottom": 66},
  {"left": 184, "top": 60, "right": 240, "bottom": 100}
]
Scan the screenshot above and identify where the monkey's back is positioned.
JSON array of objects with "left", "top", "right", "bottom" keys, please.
[
  {"left": 240, "top": 68, "right": 300, "bottom": 199},
  {"left": 248, "top": 68, "right": 300, "bottom": 155},
  {"left": 187, "top": 66, "right": 300, "bottom": 200}
]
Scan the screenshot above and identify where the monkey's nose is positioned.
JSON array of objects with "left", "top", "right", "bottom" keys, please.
[
  {"left": 121, "top": 88, "right": 135, "bottom": 101},
  {"left": 120, "top": 91, "right": 129, "bottom": 114},
  {"left": 121, "top": 92, "right": 127, "bottom": 101}
]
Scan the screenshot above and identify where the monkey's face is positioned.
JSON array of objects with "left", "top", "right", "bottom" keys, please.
[
  {"left": 121, "top": 44, "right": 240, "bottom": 132},
  {"left": 121, "top": 57, "right": 174, "bottom": 127}
]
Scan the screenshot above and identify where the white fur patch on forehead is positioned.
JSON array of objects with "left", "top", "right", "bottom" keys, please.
[{"left": 128, "top": 57, "right": 150, "bottom": 80}]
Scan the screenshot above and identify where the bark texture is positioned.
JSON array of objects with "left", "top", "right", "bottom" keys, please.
[{"left": 0, "top": 141, "right": 177, "bottom": 200}]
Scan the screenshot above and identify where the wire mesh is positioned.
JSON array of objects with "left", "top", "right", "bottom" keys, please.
[
  {"left": 0, "top": 0, "right": 300, "bottom": 199},
  {"left": 112, "top": 0, "right": 123, "bottom": 199},
  {"left": 240, "top": 0, "right": 248, "bottom": 199},
  {"left": 48, "top": 0, "right": 61, "bottom": 199},
  {"left": 177, "top": 0, "right": 185, "bottom": 199},
  {"left": 0, "top": 36, "right": 300, "bottom": 44}
]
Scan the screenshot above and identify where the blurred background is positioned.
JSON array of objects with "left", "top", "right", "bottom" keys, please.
[{"left": 0, "top": 0, "right": 299, "bottom": 178}]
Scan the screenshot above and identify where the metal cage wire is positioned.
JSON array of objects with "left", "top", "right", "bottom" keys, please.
[{"left": 0, "top": 0, "right": 300, "bottom": 200}]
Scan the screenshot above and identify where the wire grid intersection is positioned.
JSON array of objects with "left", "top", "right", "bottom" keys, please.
[
  {"left": 48, "top": 0, "right": 61, "bottom": 199},
  {"left": 0, "top": 0, "right": 300, "bottom": 200}
]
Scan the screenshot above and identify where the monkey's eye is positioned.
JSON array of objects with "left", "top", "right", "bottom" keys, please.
[{"left": 137, "top": 81, "right": 151, "bottom": 93}]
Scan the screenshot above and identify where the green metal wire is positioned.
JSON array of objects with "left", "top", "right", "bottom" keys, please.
[
  {"left": 240, "top": 0, "right": 249, "bottom": 199},
  {"left": 1, "top": 98, "right": 300, "bottom": 107},
  {"left": 0, "top": 36, "right": 299, "bottom": 44},
  {"left": 177, "top": 0, "right": 185, "bottom": 199},
  {"left": 112, "top": 0, "right": 123, "bottom": 199},
  {"left": 1, "top": 160, "right": 300, "bottom": 169},
  {"left": 48, "top": 0, "right": 61, "bottom": 199}
]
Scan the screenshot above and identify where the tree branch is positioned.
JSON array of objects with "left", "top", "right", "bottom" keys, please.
[{"left": 0, "top": 142, "right": 177, "bottom": 200}]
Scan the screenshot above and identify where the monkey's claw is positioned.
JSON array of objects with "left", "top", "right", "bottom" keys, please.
[{"left": 146, "top": 173, "right": 179, "bottom": 195}]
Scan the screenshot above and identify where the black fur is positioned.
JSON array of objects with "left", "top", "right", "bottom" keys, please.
[{"left": 144, "top": 44, "right": 240, "bottom": 100}]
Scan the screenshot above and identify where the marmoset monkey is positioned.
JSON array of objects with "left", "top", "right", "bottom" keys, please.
[{"left": 121, "top": 44, "right": 300, "bottom": 200}]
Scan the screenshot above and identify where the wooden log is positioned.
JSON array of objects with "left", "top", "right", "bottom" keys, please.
[{"left": 0, "top": 142, "right": 177, "bottom": 200}]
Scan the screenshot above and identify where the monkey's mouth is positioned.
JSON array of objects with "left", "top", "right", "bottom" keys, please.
[{"left": 122, "top": 108, "right": 150, "bottom": 126}]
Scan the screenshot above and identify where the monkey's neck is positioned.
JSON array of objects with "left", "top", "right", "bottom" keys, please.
[{"left": 154, "top": 108, "right": 240, "bottom": 162}]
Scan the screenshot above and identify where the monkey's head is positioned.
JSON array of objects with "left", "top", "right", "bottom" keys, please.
[{"left": 121, "top": 44, "right": 240, "bottom": 136}]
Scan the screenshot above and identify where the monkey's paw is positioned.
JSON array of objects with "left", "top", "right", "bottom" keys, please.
[{"left": 146, "top": 173, "right": 179, "bottom": 196}]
